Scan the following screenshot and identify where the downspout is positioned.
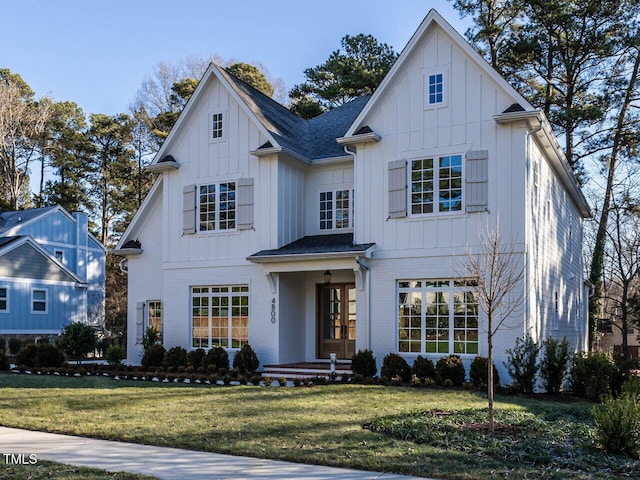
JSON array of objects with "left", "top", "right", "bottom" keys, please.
[{"left": 119, "top": 258, "right": 129, "bottom": 274}]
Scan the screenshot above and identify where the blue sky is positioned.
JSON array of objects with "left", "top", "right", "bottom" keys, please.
[{"left": 1, "top": 1, "right": 470, "bottom": 115}]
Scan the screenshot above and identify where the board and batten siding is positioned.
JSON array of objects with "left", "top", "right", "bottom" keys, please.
[
  {"left": 163, "top": 77, "right": 272, "bottom": 265},
  {"left": 304, "top": 163, "right": 354, "bottom": 236},
  {"left": 353, "top": 25, "right": 527, "bottom": 256}
]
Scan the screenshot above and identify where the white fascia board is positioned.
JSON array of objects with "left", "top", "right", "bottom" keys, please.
[
  {"left": 114, "top": 176, "right": 163, "bottom": 250},
  {"left": 344, "top": 9, "right": 535, "bottom": 138},
  {"left": 336, "top": 132, "right": 381, "bottom": 145}
]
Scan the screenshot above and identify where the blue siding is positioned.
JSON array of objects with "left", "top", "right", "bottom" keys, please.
[
  {"left": 18, "top": 211, "right": 76, "bottom": 245},
  {"left": 0, "top": 280, "right": 83, "bottom": 332}
]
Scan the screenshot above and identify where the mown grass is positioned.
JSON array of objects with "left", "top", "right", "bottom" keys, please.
[
  {"left": 0, "top": 459, "right": 156, "bottom": 480},
  {"left": 0, "top": 373, "right": 636, "bottom": 479}
]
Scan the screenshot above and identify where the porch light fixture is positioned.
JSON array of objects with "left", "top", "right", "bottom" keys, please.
[{"left": 323, "top": 270, "right": 332, "bottom": 284}]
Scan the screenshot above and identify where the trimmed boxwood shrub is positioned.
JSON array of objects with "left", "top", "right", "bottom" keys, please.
[
  {"left": 570, "top": 351, "right": 617, "bottom": 399},
  {"left": 381, "top": 353, "right": 411, "bottom": 382},
  {"left": 539, "top": 337, "right": 571, "bottom": 394},
  {"left": 351, "top": 349, "right": 377, "bottom": 378},
  {"left": 469, "top": 356, "right": 500, "bottom": 389},
  {"left": 141, "top": 344, "right": 166, "bottom": 369},
  {"left": 15, "top": 343, "right": 38, "bottom": 367},
  {"left": 163, "top": 346, "right": 188, "bottom": 369},
  {"left": 187, "top": 348, "right": 206, "bottom": 369},
  {"left": 232, "top": 344, "right": 259, "bottom": 373},
  {"left": 504, "top": 335, "right": 540, "bottom": 393},
  {"left": 35, "top": 343, "right": 65, "bottom": 367},
  {"left": 8, "top": 338, "right": 22, "bottom": 355},
  {"left": 411, "top": 355, "right": 436, "bottom": 382},
  {"left": 105, "top": 345, "right": 126, "bottom": 366},
  {"left": 202, "top": 347, "right": 229, "bottom": 371},
  {"left": 436, "top": 354, "right": 466, "bottom": 386}
]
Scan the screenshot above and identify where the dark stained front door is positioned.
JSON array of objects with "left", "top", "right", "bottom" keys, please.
[{"left": 317, "top": 283, "right": 356, "bottom": 359}]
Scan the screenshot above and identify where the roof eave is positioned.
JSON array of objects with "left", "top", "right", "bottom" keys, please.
[
  {"left": 111, "top": 248, "right": 143, "bottom": 256},
  {"left": 336, "top": 132, "right": 381, "bottom": 145},
  {"left": 247, "top": 246, "right": 374, "bottom": 264},
  {"left": 250, "top": 145, "right": 312, "bottom": 164},
  {"left": 146, "top": 160, "right": 179, "bottom": 172}
]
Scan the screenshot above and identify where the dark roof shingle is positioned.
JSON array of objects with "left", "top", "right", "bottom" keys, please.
[{"left": 248, "top": 233, "right": 375, "bottom": 258}]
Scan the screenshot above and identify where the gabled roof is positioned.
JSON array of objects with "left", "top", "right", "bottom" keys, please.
[
  {"left": 0, "top": 235, "right": 85, "bottom": 284},
  {"left": 114, "top": 176, "right": 163, "bottom": 252},
  {"left": 343, "top": 9, "right": 535, "bottom": 138},
  {"left": 148, "top": 63, "right": 369, "bottom": 167},
  {"left": 0, "top": 206, "right": 58, "bottom": 236}
]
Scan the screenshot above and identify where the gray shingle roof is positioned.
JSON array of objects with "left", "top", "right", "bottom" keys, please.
[
  {"left": 0, "top": 207, "right": 56, "bottom": 236},
  {"left": 215, "top": 65, "right": 370, "bottom": 161},
  {"left": 248, "top": 233, "right": 375, "bottom": 259},
  {"left": 0, "top": 236, "right": 21, "bottom": 248}
]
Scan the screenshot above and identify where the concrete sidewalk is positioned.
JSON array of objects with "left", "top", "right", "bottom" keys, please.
[{"left": 0, "top": 426, "right": 430, "bottom": 479}]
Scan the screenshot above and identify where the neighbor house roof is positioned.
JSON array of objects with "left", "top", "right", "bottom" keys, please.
[{"left": 0, "top": 207, "right": 57, "bottom": 235}]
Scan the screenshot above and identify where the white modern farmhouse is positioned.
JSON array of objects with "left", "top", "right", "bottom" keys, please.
[{"left": 115, "top": 9, "right": 591, "bottom": 379}]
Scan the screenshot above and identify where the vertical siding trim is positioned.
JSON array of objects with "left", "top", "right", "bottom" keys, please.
[
  {"left": 136, "top": 302, "right": 145, "bottom": 345},
  {"left": 182, "top": 185, "right": 196, "bottom": 234},
  {"left": 465, "top": 150, "right": 488, "bottom": 212},
  {"left": 388, "top": 159, "right": 407, "bottom": 218},
  {"left": 237, "top": 178, "right": 254, "bottom": 230}
]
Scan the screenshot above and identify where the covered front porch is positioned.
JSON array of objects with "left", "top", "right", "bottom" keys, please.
[{"left": 247, "top": 234, "right": 374, "bottom": 365}]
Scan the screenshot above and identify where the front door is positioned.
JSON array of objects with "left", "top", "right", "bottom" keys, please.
[{"left": 317, "top": 283, "right": 356, "bottom": 359}]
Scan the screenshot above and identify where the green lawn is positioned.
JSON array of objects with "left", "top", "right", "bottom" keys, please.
[{"left": 0, "top": 373, "right": 637, "bottom": 479}]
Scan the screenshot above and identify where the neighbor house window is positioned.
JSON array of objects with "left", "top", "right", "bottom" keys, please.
[
  {"left": 398, "top": 280, "right": 478, "bottom": 355},
  {"left": 0, "top": 287, "right": 7, "bottom": 312},
  {"left": 198, "top": 182, "right": 236, "bottom": 232},
  {"left": 32, "top": 289, "right": 47, "bottom": 313},
  {"left": 211, "top": 112, "right": 224, "bottom": 140},
  {"left": 410, "top": 155, "right": 463, "bottom": 214},
  {"left": 428, "top": 73, "right": 444, "bottom": 105},
  {"left": 147, "top": 300, "right": 163, "bottom": 342},
  {"left": 54, "top": 250, "right": 63, "bottom": 262},
  {"left": 191, "top": 285, "right": 249, "bottom": 349},
  {"left": 319, "top": 189, "right": 353, "bottom": 230}
]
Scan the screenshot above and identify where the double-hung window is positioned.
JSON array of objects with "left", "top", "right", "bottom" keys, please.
[
  {"left": 32, "top": 288, "right": 47, "bottom": 313},
  {"left": 319, "top": 189, "right": 353, "bottom": 230},
  {"left": 411, "top": 154, "right": 463, "bottom": 214},
  {"left": 192, "top": 285, "right": 249, "bottom": 349},
  {"left": 198, "top": 182, "right": 236, "bottom": 232},
  {"left": 398, "top": 280, "right": 478, "bottom": 355},
  {"left": 0, "top": 287, "right": 7, "bottom": 312},
  {"left": 147, "top": 300, "right": 163, "bottom": 342}
]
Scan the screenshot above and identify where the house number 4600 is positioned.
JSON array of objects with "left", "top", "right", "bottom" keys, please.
[{"left": 271, "top": 298, "right": 276, "bottom": 323}]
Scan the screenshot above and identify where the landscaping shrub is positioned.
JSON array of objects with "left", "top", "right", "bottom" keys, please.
[
  {"left": 57, "top": 322, "right": 97, "bottom": 360},
  {"left": 539, "top": 337, "right": 571, "bottom": 394},
  {"left": 8, "top": 338, "right": 22, "bottom": 355},
  {"left": 96, "top": 338, "right": 111, "bottom": 357},
  {"left": 504, "top": 334, "right": 539, "bottom": 393},
  {"left": 592, "top": 380, "right": 640, "bottom": 457},
  {"left": 187, "top": 348, "right": 206, "bottom": 369},
  {"left": 141, "top": 344, "right": 166, "bottom": 369},
  {"left": 612, "top": 358, "right": 639, "bottom": 396},
  {"left": 233, "top": 344, "right": 260, "bottom": 373},
  {"left": 35, "top": 343, "right": 65, "bottom": 367},
  {"left": 202, "top": 347, "right": 229, "bottom": 371},
  {"left": 0, "top": 337, "right": 5, "bottom": 352},
  {"left": 0, "top": 349, "right": 9, "bottom": 370},
  {"left": 411, "top": 355, "right": 436, "bottom": 382},
  {"left": 436, "top": 355, "right": 466, "bottom": 386},
  {"left": 142, "top": 327, "right": 160, "bottom": 350},
  {"left": 381, "top": 353, "right": 411, "bottom": 382},
  {"left": 105, "top": 345, "right": 126, "bottom": 366},
  {"left": 469, "top": 356, "right": 500, "bottom": 389},
  {"left": 163, "top": 346, "right": 188, "bottom": 369},
  {"left": 351, "top": 349, "right": 377, "bottom": 378},
  {"left": 15, "top": 343, "right": 38, "bottom": 367},
  {"left": 569, "top": 351, "right": 617, "bottom": 399}
]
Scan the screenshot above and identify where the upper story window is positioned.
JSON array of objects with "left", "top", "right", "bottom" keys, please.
[
  {"left": 54, "top": 250, "right": 63, "bottom": 262},
  {"left": 428, "top": 73, "right": 444, "bottom": 105},
  {"left": 209, "top": 111, "right": 226, "bottom": 142},
  {"left": 320, "top": 189, "right": 353, "bottom": 230},
  {"left": 198, "top": 182, "right": 236, "bottom": 232},
  {"left": 410, "top": 154, "right": 463, "bottom": 215},
  {"left": 32, "top": 288, "right": 47, "bottom": 314},
  {"left": 0, "top": 287, "right": 8, "bottom": 312}
]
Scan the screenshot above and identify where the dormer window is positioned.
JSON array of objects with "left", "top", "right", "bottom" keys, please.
[{"left": 210, "top": 111, "right": 226, "bottom": 142}]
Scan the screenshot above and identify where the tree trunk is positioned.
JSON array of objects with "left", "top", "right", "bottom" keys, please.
[{"left": 488, "top": 312, "right": 494, "bottom": 435}]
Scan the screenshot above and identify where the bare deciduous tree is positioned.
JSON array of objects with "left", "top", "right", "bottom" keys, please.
[{"left": 457, "top": 221, "right": 525, "bottom": 434}]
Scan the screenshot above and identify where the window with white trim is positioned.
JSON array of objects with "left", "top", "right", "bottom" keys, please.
[
  {"left": 0, "top": 287, "right": 8, "bottom": 312},
  {"left": 410, "top": 155, "right": 463, "bottom": 214},
  {"left": 211, "top": 112, "right": 224, "bottom": 140},
  {"left": 428, "top": 73, "right": 444, "bottom": 105},
  {"left": 32, "top": 289, "right": 47, "bottom": 313},
  {"left": 398, "top": 280, "right": 478, "bottom": 355},
  {"left": 319, "top": 189, "right": 353, "bottom": 230},
  {"left": 191, "top": 285, "right": 249, "bottom": 349},
  {"left": 54, "top": 250, "right": 63, "bottom": 262},
  {"left": 147, "top": 300, "right": 163, "bottom": 342},
  {"left": 198, "top": 182, "right": 236, "bottom": 232},
  {"left": 424, "top": 69, "right": 448, "bottom": 109}
]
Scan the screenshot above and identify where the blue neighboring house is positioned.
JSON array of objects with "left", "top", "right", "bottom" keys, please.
[{"left": 0, "top": 205, "right": 106, "bottom": 341}]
